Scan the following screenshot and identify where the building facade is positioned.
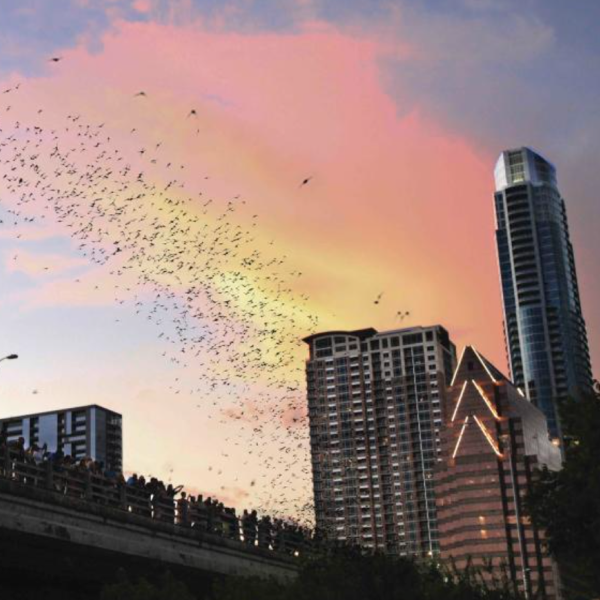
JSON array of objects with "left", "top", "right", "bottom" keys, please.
[
  {"left": 494, "top": 147, "right": 593, "bottom": 438},
  {"left": 0, "top": 405, "right": 123, "bottom": 472},
  {"left": 304, "top": 325, "right": 456, "bottom": 557},
  {"left": 436, "top": 346, "right": 562, "bottom": 599}
]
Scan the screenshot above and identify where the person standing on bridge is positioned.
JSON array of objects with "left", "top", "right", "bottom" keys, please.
[
  {"left": 258, "top": 515, "right": 273, "bottom": 549},
  {"left": 223, "top": 506, "right": 239, "bottom": 541},
  {"left": 205, "top": 497, "right": 216, "bottom": 533},
  {"left": 187, "top": 494, "right": 199, "bottom": 527},
  {"left": 195, "top": 495, "right": 209, "bottom": 531},
  {"left": 176, "top": 491, "right": 189, "bottom": 526},
  {"left": 242, "top": 509, "right": 258, "bottom": 546},
  {"left": 32, "top": 443, "right": 46, "bottom": 465}
]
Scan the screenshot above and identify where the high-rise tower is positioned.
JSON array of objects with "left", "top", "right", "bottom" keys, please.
[
  {"left": 304, "top": 326, "right": 456, "bottom": 557},
  {"left": 494, "top": 147, "right": 593, "bottom": 438},
  {"left": 436, "top": 346, "right": 562, "bottom": 600}
]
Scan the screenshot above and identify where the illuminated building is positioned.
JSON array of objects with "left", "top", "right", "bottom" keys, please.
[
  {"left": 494, "top": 147, "right": 593, "bottom": 439},
  {"left": 304, "top": 326, "right": 456, "bottom": 557},
  {"left": 436, "top": 346, "right": 562, "bottom": 599}
]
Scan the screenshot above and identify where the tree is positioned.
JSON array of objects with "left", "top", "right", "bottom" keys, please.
[
  {"left": 213, "top": 545, "right": 520, "bottom": 600},
  {"left": 526, "top": 384, "right": 600, "bottom": 596}
]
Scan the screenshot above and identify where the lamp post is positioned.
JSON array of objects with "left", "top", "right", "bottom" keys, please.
[{"left": 0, "top": 354, "right": 18, "bottom": 363}]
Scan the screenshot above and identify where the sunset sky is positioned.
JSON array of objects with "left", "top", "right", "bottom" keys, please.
[{"left": 0, "top": 0, "right": 599, "bottom": 518}]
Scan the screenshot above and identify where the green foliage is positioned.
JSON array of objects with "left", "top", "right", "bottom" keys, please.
[
  {"left": 526, "top": 385, "right": 600, "bottom": 596},
  {"left": 213, "top": 546, "right": 520, "bottom": 600},
  {"left": 100, "top": 570, "right": 197, "bottom": 600}
]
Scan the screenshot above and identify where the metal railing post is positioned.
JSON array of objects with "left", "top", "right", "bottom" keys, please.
[
  {"left": 3, "top": 449, "right": 11, "bottom": 479},
  {"left": 84, "top": 471, "right": 93, "bottom": 500},
  {"left": 45, "top": 461, "right": 54, "bottom": 491}
]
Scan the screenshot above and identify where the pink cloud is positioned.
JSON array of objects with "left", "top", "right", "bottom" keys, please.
[
  {"left": 280, "top": 402, "right": 307, "bottom": 429},
  {"left": 4, "top": 248, "right": 88, "bottom": 277},
  {"left": 5, "top": 262, "right": 138, "bottom": 310},
  {"left": 0, "top": 225, "right": 65, "bottom": 243},
  {"left": 132, "top": 0, "right": 152, "bottom": 13},
  {"left": 220, "top": 400, "right": 262, "bottom": 424},
  {"left": 0, "top": 15, "right": 505, "bottom": 365},
  {"left": 0, "top": 13, "right": 521, "bottom": 515}
]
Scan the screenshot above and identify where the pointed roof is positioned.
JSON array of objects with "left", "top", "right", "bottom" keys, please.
[
  {"left": 445, "top": 346, "right": 562, "bottom": 468},
  {"left": 447, "top": 346, "right": 506, "bottom": 460},
  {"left": 450, "top": 346, "right": 509, "bottom": 387}
]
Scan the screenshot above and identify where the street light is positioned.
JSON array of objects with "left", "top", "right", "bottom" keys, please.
[{"left": 0, "top": 354, "right": 18, "bottom": 363}]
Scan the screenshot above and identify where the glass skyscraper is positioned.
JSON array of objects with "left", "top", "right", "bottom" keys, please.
[{"left": 494, "top": 147, "right": 593, "bottom": 438}]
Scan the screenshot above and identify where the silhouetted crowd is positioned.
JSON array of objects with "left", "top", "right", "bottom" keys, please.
[
  {"left": 0, "top": 434, "right": 119, "bottom": 476},
  {"left": 0, "top": 434, "right": 311, "bottom": 554}
]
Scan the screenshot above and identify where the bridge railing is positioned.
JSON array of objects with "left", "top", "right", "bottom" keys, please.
[{"left": 0, "top": 446, "right": 312, "bottom": 557}]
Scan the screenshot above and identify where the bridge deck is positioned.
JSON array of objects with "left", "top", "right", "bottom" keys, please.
[{"left": 0, "top": 451, "right": 300, "bottom": 586}]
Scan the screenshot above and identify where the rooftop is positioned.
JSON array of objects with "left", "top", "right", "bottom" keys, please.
[{"left": 0, "top": 404, "right": 122, "bottom": 423}]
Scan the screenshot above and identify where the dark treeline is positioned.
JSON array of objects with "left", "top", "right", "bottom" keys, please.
[
  {"left": 1, "top": 543, "right": 523, "bottom": 600},
  {"left": 526, "top": 383, "right": 600, "bottom": 598},
  {"left": 96, "top": 548, "right": 521, "bottom": 600}
]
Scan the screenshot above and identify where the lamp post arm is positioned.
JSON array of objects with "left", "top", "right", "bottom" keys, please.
[{"left": 0, "top": 354, "right": 18, "bottom": 364}]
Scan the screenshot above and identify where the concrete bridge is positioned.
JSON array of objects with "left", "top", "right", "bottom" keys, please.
[{"left": 0, "top": 451, "right": 300, "bottom": 597}]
